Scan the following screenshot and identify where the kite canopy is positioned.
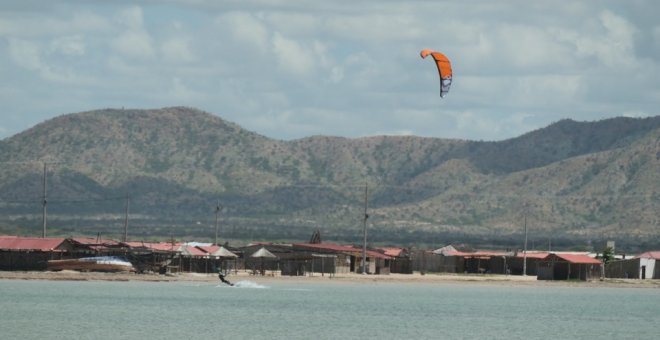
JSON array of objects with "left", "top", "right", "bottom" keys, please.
[{"left": 420, "top": 49, "right": 452, "bottom": 97}]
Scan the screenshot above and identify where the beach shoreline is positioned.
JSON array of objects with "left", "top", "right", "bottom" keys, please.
[{"left": 1, "top": 270, "right": 659, "bottom": 288}]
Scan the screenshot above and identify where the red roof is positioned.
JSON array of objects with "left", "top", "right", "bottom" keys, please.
[
  {"left": 380, "top": 248, "right": 404, "bottom": 257},
  {"left": 70, "top": 237, "right": 120, "bottom": 246},
  {"left": 0, "top": 236, "right": 67, "bottom": 251},
  {"left": 444, "top": 250, "right": 507, "bottom": 258},
  {"left": 179, "top": 245, "right": 207, "bottom": 257},
  {"left": 197, "top": 245, "right": 221, "bottom": 254},
  {"left": 636, "top": 251, "right": 660, "bottom": 260},
  {"left": 546, "top": 253, "right": 602, "bottom": 264},
  {"left": 293, "top": 243, "right": 392, "bottom": 260},
  {"left": 516, "top": 252, "right": 550, "bottom": 259},
  {"left": 124, "top": 241, "right": 182, "bottom": 252}
]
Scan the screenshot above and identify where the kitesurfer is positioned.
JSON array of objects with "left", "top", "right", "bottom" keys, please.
[{"left": 218, "top": 271, "right": 233, "bottom": 286}]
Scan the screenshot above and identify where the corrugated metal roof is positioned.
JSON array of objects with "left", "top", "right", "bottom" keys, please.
[
  {"left": 293, "top": 243, "right": 392, "bottom": 260},
  {"left": 124, "top": 241, "right": 182, "bottom": 252},
  {"left": 199, "top": 246, "right": 238, "bottom": 258},
  {"left": 516, "top": 252, "right": 550, "bottom": 259},
  {"left": 70, "top": 237, "right": 120, "bottom": 246},
  {"left": 179, "top": 245, "right": 207, "bottom": 257},
  {"left": 443, "top": 250, "right": 507, "bottom": 258},
  {"left": 0, "top": 236, "right": 67, "bottom": 251},
  {"left": 380, "top": 247, "right": 403, "bottom": 257},
  {"left": 635, "top": 251, "right": 660, "bottom": 260},
  {"left": 547, "top": 253, "right": 602, "bottom": 264}
]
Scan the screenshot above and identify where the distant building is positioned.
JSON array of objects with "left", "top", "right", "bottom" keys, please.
[
  {"left": 606, "top": 251, "right": 660, "bottom": 279},
  {"left": 537, "top": 253, "right": 603, "bottom": 281},
  {"left": 0, "top": 237, "right": 72, "bottom": 270}
]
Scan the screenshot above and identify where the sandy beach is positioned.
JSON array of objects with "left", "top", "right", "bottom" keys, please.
[{"left": 1, "top": 270, "right": 659, "bottom": 288}]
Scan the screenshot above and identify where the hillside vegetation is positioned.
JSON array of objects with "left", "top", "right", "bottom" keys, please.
[{"left": 1, "top": 107, "right": 658, "bottom": 250}]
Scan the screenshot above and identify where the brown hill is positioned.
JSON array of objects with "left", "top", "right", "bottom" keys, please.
[{"left": 0, "top": 107, "right": 658, "bottom": 250}]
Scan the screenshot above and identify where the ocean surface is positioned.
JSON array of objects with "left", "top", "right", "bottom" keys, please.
[{"left": 1, "top": 279, "right": 658, "bottom": 340}]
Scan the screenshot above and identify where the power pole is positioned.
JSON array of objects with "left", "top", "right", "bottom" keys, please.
[
  {"left": 523, "top": 207, "right": 528, "bottom": 276},
  {"left": 361, "top": 182, "right": 369, "bottom": 274},
  {"left": 214, "top": 200, "right": 222, "bottom": 245},
  {"left": 41, "top": 162, "right": 48, "bottom": 238},
  {"left": 123, "top": 193, "right": 130, "bottom": 243}
]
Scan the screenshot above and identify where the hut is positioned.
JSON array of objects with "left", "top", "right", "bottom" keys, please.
[
  {"left": 537, "top": 253, "right": 603, "bottom": 281},
  {"left": 606, "top": 251, "right": 660, "bottom": 279},
  {"left": 198, "top": 245, "right": 239, "bottom": 274},
  {"left": 504, "top": 252, "right": 550, "bottom": 276},
  {"left": 250, "top": 247, "right": 278, "bottom": 275},
  {"left": 292, "top": 243, "right": 392, "bottom": 275},
  {"left": 0, "top": 236, "right": 72, "bottom": 270},
  {"left": 380, "top": 247, "right": 413, "bottom": 274},
  {"left": 122, "top": 241, "right": 182, "bottom": 273}
]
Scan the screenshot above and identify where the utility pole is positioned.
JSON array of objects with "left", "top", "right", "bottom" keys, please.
[
  {"left": 41, "top": 162, "right": 48, "bottom": 238},
  {"left": 123, "top": 193, "right": 130, "bottom": 243},
  {"left": 523, "top": 207, "right": 528, "bottom": 276},
  {"left": 361, "top": 182, "right": 369, "bottom": 275},
  {"left": 214, "top": 200, "right": 222, "bottom": 245}
]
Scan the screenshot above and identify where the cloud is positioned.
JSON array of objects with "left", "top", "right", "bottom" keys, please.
[
  {"left": 218, "top": 11, "right": 270, "bottom": 51},
  {"left": 161, "top": 37, "right": 196, "bottom": 63},
  {"left": 554, "top": 10, "right": 637, "bottom": 69},
  {"left": 7, "top": 38, "right": 82, "bottom": 82},
  {"left": 1, "top": 0, "right": 659, "bottom": 142},
  {"left": 272, "top": 32, "right": 316, "bottom": 76},
  {"left": 111, "top": 6, "right": 155, "bottom": 60},
  {"left": 49, "top": 35, "right": 85, "bottom": 56}
]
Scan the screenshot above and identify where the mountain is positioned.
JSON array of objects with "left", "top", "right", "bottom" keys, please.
[{"left": 1, "top": 107, "right": 658, "bottom": 251}]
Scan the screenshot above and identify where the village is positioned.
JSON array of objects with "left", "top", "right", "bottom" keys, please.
[{"left": 1, "top": 232, "right": 658, "bottom": 283}]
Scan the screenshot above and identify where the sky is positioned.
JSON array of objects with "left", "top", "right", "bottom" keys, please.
[{"left": 1, "top": 0, "right": 659, "bottom": 142}]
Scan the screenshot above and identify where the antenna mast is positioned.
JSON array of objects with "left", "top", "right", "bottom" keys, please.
[
  {"left": 123, "top": 193, "right": 130, "bottom": 242},
  {"left": 41, "top": 162, "right": 48, "bottom": 238},
  {"left": 523, "top": 205, "right": 528, "bottom": 276},
  {"left": 361, "top": 182, "right": 369, "bottom": 274},
  {"left": 214, "top": 200, "right": 222, "bottom": 245}
]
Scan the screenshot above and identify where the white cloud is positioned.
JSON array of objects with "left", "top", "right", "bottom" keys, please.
[
  {"left": 111, "top": 30, "right": 155, "bottom": 60},
  {"left": 1, "top": 1, "right": 659, "bottom": 142},
  {"left": 161, "top": 38, "right": 195, "bottom": 63},
  {"left": 554, "top": 10, "right": 637, "bottom": 69},
  {"left": 272, "top": 32, "right": 315, "bottom": 76},
  {"left": 218, "top": 11, "right": 270, "bottom": 52},
  {"left": 169, "top": 77, "right": 204, "bottom": 102},
  {"left": 49, "top": 35, "right": 85, "bottom": 56},
  {"left": 110, "top": 6, "right": 155, "bottom": 60},
  {"left": 117, "top": 6, "right": 145, "bottom": 30}
]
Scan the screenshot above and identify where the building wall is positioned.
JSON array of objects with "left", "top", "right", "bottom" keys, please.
[
  {"left": 639, "top": 258, "right": 657, "bottom": 279},
  {"left": 411, "top": 251, "right": 462, "bottom": 273},
  {"left": 0, "top": 251, "right": 64, "bottom": 271},
  {"left": 605, "top": 259, "right": 640, "bottom": 279},
  {"left": 538, "top": 260, "right": 601, "bottom": 281}
]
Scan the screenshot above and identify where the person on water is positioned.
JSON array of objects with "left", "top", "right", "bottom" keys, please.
[{"left": 218, "top": 270, "right": 233, "bottom": 286}]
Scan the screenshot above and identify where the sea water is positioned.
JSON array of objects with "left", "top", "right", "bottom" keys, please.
[{"left": 1, "top": 279, "right": 658, "bottom": 340}]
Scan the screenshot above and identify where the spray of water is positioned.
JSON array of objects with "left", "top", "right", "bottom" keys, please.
[{"left": 232, "top": 280, "right": 269, "bottom": 289}]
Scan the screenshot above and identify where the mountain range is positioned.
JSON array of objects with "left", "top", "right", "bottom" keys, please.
[{"left": 1, "top": 107, "right": 658, "bottom": 251}]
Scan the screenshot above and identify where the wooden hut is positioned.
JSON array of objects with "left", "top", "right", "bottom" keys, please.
[
  {"left": 380, "top": 248, "right": 412, "bottom": 274},
  {"left": 606, "top": 251, "right": 660, "bottom": 279},
  {"left": 537, "top": 253, "right": 602, "bottom": 281},
  {"left": 0, "top": 236, "right": 72, "bottom": 270}
]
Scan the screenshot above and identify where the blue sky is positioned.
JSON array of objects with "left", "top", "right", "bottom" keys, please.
[{"left": 1, "top": 0, "right": 658, "bottom": 141}]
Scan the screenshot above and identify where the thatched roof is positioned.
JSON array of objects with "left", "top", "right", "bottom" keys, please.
[
  {"left": 211, "top": 246, "right": 238, "bottom": 258},
  {"left": 251, "top": 247, "right": 277, "bottom": 258}
]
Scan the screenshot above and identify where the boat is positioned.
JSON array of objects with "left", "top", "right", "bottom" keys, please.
[{"left": 47, "top": 256, "right": 136, "bottom": 272}]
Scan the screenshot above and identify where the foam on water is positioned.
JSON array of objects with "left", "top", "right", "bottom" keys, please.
[{"left": 232, "top": 280, "right": 268, "bottom": 289}]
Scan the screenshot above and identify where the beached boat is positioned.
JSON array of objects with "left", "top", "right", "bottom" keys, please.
[{"left": 47, "top": 256, "right": 135, "bottom": 272}]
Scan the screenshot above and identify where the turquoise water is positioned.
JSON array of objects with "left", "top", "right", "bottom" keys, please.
[{"left": 1, "top": 279, "right": 659, "bottom": 339}]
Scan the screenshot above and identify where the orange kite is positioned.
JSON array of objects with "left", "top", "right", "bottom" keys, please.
[{"left": 420, "top": 49, "right": 452, "bottom": 97}]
